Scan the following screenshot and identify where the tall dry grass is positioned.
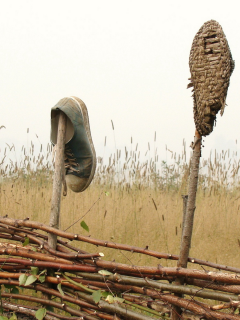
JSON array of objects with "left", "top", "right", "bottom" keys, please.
[{"left": 1, "top": 137, "right": 240, "bottom": 268}]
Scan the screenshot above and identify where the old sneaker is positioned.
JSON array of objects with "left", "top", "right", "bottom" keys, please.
[{"left": 51, "top": 96, "right": 96, "bottom": 192}]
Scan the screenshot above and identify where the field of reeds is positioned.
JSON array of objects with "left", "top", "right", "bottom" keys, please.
[{"left": 1, "top": 136, "right": 240, "bottom": 269}]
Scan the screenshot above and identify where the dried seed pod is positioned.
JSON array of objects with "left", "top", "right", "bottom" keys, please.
[{"left": 188, "top": 20, "right": 234, "bottom": 136}]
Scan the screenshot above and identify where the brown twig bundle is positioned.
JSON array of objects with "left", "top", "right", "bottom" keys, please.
[
  {"left": 188, "top": 20, "right": 234, "bottom": 136},
  {"left": 1, "top": 217, "right": 240, "bottom": 319}
]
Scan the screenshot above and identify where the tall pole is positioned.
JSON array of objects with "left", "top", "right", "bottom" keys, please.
[
  {"left": 172, "top": 19, "right": 234, "bottom": 320},
  {"left": 172, "top": 130, "right": 202, "bottom": 320},
  {"left": 178, "top": 130, "right": 202, "bottom": 268},
  {"left": 48, "top": 111, "right": 67, "bottom": 250}
]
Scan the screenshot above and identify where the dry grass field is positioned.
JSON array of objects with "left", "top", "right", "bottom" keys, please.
[{"left": 1, "top": 139, "right": 240, "bottom": 269}]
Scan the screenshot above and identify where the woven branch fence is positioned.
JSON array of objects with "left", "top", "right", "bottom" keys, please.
[{"left": 0, "top": 217, "right": 240, "bottom": 320}]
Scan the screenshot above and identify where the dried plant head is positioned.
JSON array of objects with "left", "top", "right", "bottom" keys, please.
[{"left": 188, "top": 20, "right": 234, "bottom": 136}]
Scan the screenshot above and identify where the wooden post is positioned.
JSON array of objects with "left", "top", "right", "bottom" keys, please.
[
  {"left": 48, "top": 111, "right": 67, "bottom": 250},
  {"left": 171, "top": 194, "right": 189, "bottom": 320},
  {"left": 181, "top": 195, "right": 188, "bottom": 243},
  {"left": 172, "top": 130, "right": 202, "bottom": 320},
  {"left": 178, "top": 129, "right": 202, "bottom": 269}
]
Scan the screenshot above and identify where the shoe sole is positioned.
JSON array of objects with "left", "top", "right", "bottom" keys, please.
[{"left": 69, "top": 96, "right": 97, "bottom": 192}]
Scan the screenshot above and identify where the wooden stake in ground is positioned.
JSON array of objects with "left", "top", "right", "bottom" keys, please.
[
  {"left": 172, "top": 144, "right": 201, "bottom": 320},
  {"left": 178, "top": 19, "right": 234, "bottom": 272},
  {"left": 178, "top": 130, "right": 202, "bottom": 268},
  {"left": 48, "top": 111, "right": 67, "bottom": 250}
]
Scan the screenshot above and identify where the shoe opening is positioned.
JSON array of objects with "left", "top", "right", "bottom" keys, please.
[{"left": 50, "top": 110, "right": 74, "bottom": 145}]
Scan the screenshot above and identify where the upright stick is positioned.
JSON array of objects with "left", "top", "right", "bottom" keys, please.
[
  {"left": 178, "top": 129, "right": 202, "bottom": 269},
  {"left": 48, "top": 111, "right": 67, "bottom": 250},
  {"left": 171, "top": 194, "right": 189, "bottom": 320},
  {"left": 172, "top": 130, "right": 202, "bottom": 320},
  {"left": 181, "top": 195, "right": 188, "bottom": 243}
]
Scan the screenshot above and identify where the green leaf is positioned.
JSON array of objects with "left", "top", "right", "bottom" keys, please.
[
  {"left": 39, "top": 275, "right": 46, "bottom": 283},
  {"left": 98, "top": 270, "right": 113, "bottom": 276},
  {"left": 113, "top": 297, "right": 124, "bottom": 303},
  {"left": 31, "top": 266, "right": 39, "bottom": 275},
  {"left": 46, "top": 306, "right": 54, "bottom": 312},
  {"left": 22, "top": 237, "right": 29, "bottom": 246},
  {"left": 80, "top": 220, "right": 89, "bottom": 232},
  {"left": 19, "top": 274, "right": 27, "bottom": 286},
  {"left": 61, "top": 273, "right": 94, "bottom": 293},
  {"left": 9, "top": 313, "right": 17, "bottom": 320},
  {"left": 92, "top": 290, "right": 102, "bottom": 304},
  {"left": 0, "top": 316, "right": 9, "bottom": 320},
  {"left": 35, "top": 308, "right": 46, "bottom": 320},
  {"left": 105, "top": 295, "right": 114, "bottom": 304},
  {"left": 57, "top": 283, "right": 64, "bottom": 296},
  {"left": 11, "top": 287, "right": 19, "bottom": 295},
  {"left": 100, "top": 291, "right": 109, "bottom": 298},
  {"left": 39, "top": 269, "right": 47, "bottom": 276},
  {"left": 25, "top": 275, "right": 37, "bottom": 286},
  {"left": 105, "top": 191, "right": 109, "bottom": 196},
  {"left": 4, "top": 284, "right": 15, "bottom": 289}
]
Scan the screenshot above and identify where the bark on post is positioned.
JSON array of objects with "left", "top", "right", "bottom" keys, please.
[
  {"left": 48, "top": 111, "right": 67, "bottom": 250},
  {"left": 171, "top": 194, "right": 189, "bottom": 320},
  {"left": 181, "top": 195, "right": 188, "bottom": 243},
  {"left": 172, "top": 130, "right": 202, "bottom": 320},
  {"left": 178, "top": 129, "right": 202, "bottom": 269}
]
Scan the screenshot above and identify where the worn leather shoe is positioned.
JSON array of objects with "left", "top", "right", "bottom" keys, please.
[{"left": 51, "top": 96, "right": 96, "bottom": 192}]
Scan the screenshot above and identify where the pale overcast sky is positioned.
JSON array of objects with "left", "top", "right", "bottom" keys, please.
[{"left": 0, "top": 0, "right": 239, "bottom": 164}]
